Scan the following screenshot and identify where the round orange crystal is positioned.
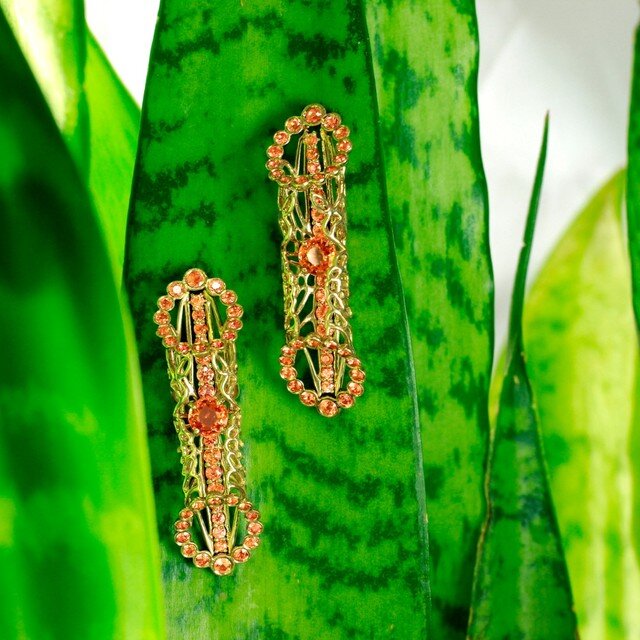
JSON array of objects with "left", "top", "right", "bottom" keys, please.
[
  {"left": 188, "top": 398, "right": 229, "bottom": 434},
  {"left": 298, "top": 237, "right": 335, "bottom": 275}
]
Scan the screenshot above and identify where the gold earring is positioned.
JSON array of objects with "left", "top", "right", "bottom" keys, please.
[
  {"left": 153, "top": 268, "right": 262, "bottom": 575},
  {"left": 266, "top": 104, "right": 366, "bottom": 418}
]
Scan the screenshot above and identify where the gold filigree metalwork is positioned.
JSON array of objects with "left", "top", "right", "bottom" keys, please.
[
  {"left": 153, "top": 268, "right": 262, "bottom": 575},
  {"left": 266, "top": 104, "right": 366, "bottom": 418}
]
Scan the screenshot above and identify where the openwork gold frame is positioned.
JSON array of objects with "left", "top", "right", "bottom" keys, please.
[
  {"left": 266, "top": 104, "right": 366, "bottom": 418},
  {"left": 153, "top": 268, "right": 262, "bottom": 576}
]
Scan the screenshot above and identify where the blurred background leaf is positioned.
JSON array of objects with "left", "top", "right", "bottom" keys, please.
[
  {"left": 626, "top": 20, "right": 640, "bottom": 574},
  {"left": 469, "top": 118, "right": 578, "bottom": 639},
  {"left": 0, "top": 6, "right": 164, "bottom": 640},
  {"left": 525, "top": 170, "right": 640, "bottom": 639},
  {"left": 125, "top": 1, "right": 430, "bottom": 637},
  {"left": 1, "top": 0, "right": 140, "bottom": 279},
  {"left": 366, "top": 1, "right": 492, "bottom": 635}
]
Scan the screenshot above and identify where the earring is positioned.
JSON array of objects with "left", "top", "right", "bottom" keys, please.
[
  {"left": 153, "top": 268, "right": 262, "bottom": 576},
  {"left": 266, "top": 104, "right": 366, "bottom": 418}
]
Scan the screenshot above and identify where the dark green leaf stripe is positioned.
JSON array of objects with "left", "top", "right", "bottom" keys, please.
[
  {"left": 0, "top": 9, "right": 164, "bottom": 639},
  {"left": 468, "top": 118, "right": 578, "bottom": 639},
  {"left": 366, "top": 1, "right": 492, "bottom": 635},
  {"left": 626, "top": 22, "right": 640, "bottom": 570},
  {"left": 125, "top": 1, "right": 430, "bottom": 637},
  {"left": 525, "top": 171, "right": 640, "bottom": 639}
]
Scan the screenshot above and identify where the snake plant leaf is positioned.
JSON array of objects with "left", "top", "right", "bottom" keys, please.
[
  {"left": 0, "top": 11, "right": 164, "bottom": 639},
  {"left": 125, "top": 0, "right": 429, "bottom": 637},
  {"left": 0, "top": 0, "right": 89, "bottom": 174},
  {"left": 2, "top": 0, "right": 141, "bottom": 278},
  {"left": 85, "top": 32, "right": 141, "bottom": 279},
  {"left": 626, "top": 22, "right": 640, "bottom": 567},
  {"left": 366, "top": 2, "right": 492, "bottom": 635},
  {"left": 524, "top": 170, "right": 640, "bottom": 639},
  {"left": 468, "top": 117, "right": 578, "bottom": 639}
]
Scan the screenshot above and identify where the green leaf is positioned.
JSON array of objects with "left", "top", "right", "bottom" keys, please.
[
  {"left": 366, "top": 2, "right": 492, "bottom": 634},
  {"left": 626, "top": 22, "right": 640, "bottom": 569},
  {"left": 0, "top": 10, "right": 164, "bottom": 639},
  {"left": 524, "top": 170, "right": 640, "bottom": 639},
  {"left": 0, "top": 0, "right": 89, "bottom": 173},
  {"left": 468, "top": 117, "right": 578, "bottom": 639},
  {"left": 85, "top": 32, "right": 140, "bottom": 280},
  {"left": 124, "top": 1, "right": 429, "bottom": 637}
]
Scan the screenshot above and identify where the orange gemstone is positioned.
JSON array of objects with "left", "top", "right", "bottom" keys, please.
[
  {"left": 320, "top": 353, "right": 333, "bottom": 365},
  {"left": 191, "top": 499, "right": 206, "bottom": 511},
  {"left": 175, "top": 531, "right": 191, "bottom": 544},
  {"left": 227, "top": 304, "right": 243, "bottom": 318},
  {"left": 164, "top": 336, "right": 178, "bottom": 348},
  {"left": 190, "top": 294, "right": 205, "bottom": 309},
  {"left": 220, "top": 290, "right": 237, "bottom": 304},
  {"left": 194, "top": 551, "right": 211, "bottom": 568},
  {"left": 285, "top": 116, "right": 303, "bottom": 133},
  {"left": 298, "top": 237, "right": 335, "bottom": 275},
  {"left": 246, "top": 510, "right": 260, "bottom": 521},
  {"left": 208, "top": 483, "right": 225, "bottom": 493},
  {"left": 227, "top": 494, "right": 239, "bottom": 506},
  {"left": 280, "top": 366, "right": 297, "bottom": 381},
  {"left": 294, "top": 175, "right": 309, "bottom": 187},
  {"left": 291, "top": 339, "right": 305, "bottom": 350},
  {"left": 346, "top": 357, "right": 361, "bottom": 368},
  {"left": 211, "top": 511, "right": 226, "bottom": 524},
  {"left": 322, "top": 113, "right": 341, "bottom": 130},
  {"left": 244, "top": 536, "right": 261, "bottom": 549},
  {"left": 214, "top": 540, "right": 229, "bottom": 553},
  {"left": 300, "top": 391, "right": 317, "bottom": 407},
  {"left": 247, "top": 522, "right": 263, "bottom": 535},
  {"left": 158, "top": 296, "right": 174, "bottom": 311},
  {"left": 307, "top": 162, "right": 320, "bottom": 174},
  {"left": 175, "top": 519, "right": 190, "bottom": 531},
  {"left": 228, "top": 319, "right": 243, "bottom": 331},
  {"left": 339, "top": 347, "right": 353, "bottom": 357},
  {"left": 287, "top": 379, "right": 304, "bottom": 394},
  {"left": 184, "top": 268, "right": 207, "bottom": 289},
  {"left": 273, "top": 130, "right": 290, "bottom": 145},
  {"left": 238, "top": 501, "right": 252, "bottom": 512},
  {"left": 318, "top": 399, "right": 339, "bottom": 418},
  {"left": 279, "top": 355, "right": 294, "bottom": 366},
  {"left": 194, "top": 324, "right": 208, "bottom": 335},
  {"left": 153, "top": 310, "right": 170, "bottom": 325},
  {"left": 192, "top": 309, "right": 206, "bottom": 321},
  {"left": 222, "top": 330, "right": 237, "bottom": 341},
  {"left": 267, "top": 144, "right": 284, "bottom": 158},
  {"left": 193, "top": 342, "right": 208, "bottom": 353},
  {"left": 179, "top": 508, "right": 194, "bottom": 520},
  {"left": 213, "top": 557, "right": 233, "bottom": 576},
  {"left": 207, "top": 278, "right": 225, "bottom": 295},
  {"left": 266, "top": 158, "right": 281, "bottom": 170},
  {"left": 337, "top": 139, "right": 352, "bottom": 152},
  {"left": 177, "top": 342, "right": 190, "bottom": 354},
  {"left": 350, "top": 369, "right": 366, "bottom": 382},
  {"left": 188, "top": 398, "right": 229, "bottom": 434},
  {"left": 304, "top": 133, "right": 318, "bottom": 146},
  {"left": 334, "top": 125, "right": 350, "bottom": 140},
  {"left": 211, "top": 339, "right": 224, "bottom": 349},
  {"left": 167, "top": 281, "right": 186, "bottom": 298},
  {"left": 337, "top": 392, "right": 355, "bottom": 409},
  {"left": 306, "top": 336, "right": 321, "bottom": 348},
  {"left": 320, "top": 367, "right": 333, "bottom": 380},
  {"left": 181, "top": 543, "right": 197, "bottom": 558},
  {"left": 156, "top": 325, "right": 173, "bottom": 338},
  {"left": 334, "top": 154, "right": 348, "bottom": 165},
  {"left": 303, "top": 104, "right": 325, "bottom": 124},
  {"left": 315, "top": 304, "right": 328, "bottom": 319},
  {"left": 212, "top": 526, "right": 227, "bottom": 539},
  {"left": 348, "top": 381, "right": 364, "bottom": 397},
  {"left": 232, "top": 547, "right": 250, "bottom": 563}
]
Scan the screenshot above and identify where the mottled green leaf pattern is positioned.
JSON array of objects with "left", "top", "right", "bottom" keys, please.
[
  {"left": 468, "top": 118, "right": 577, "bottom": 639},
  {"left": 125, "top": 1, "right": 429, "bottom": 638},
  {"left": 0, "top": 10, "right": 164, "bottom": 640},
  {"left": 525, "top": 171, "right": 640, "bottom": 639},
  {"left": 366, "top": 2, "right": 492, "bottom": 636}
]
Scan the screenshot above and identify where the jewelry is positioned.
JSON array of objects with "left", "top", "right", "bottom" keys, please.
[
  {"left": 153, "top": 268, "right": 262, "bottom": 575},
  {"left": 266, "top": 104, "right": 366, "bottom": 418}
]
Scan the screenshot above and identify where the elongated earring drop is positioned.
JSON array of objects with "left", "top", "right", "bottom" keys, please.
[
  {"left": 153, "top": 268, "right": 262, "bottom": 575},
  {"left": 266, "top": 104, "right": 366, "bottom": 418}
]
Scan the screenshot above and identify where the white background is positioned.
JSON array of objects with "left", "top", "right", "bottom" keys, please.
[{"left": 86, "top": 0, "right": 640, "bottom": 349}]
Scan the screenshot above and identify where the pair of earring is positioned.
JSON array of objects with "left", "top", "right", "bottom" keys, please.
[{"left": 151, "top": 105, "right": 365, "bottom": 576}]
